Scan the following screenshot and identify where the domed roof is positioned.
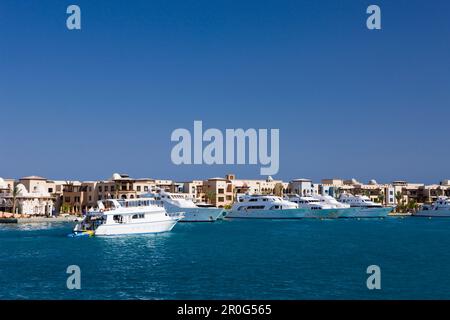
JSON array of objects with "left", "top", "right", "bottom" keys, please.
[
  {"left": 267, "top": 176, "right": 274, "bottom": 182},
  {"left": 15, "top": 183, "right": 28, "bottom": 196},
  {"left": 111, "top": 173, "right": 122, "bottom": 180},
  {"left": 369, "top": 179, "right": 378, "bottom": 185},
  {"left": 0, "top": 177, "right": 6, "bottom": 189}
]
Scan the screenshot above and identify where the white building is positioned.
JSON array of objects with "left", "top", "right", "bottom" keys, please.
[
  {"left": 0, "top": 176, "right": 55, "bottom": 216},
  {"left": 288, "top": 178, "right": 318, "bottom": 196}
]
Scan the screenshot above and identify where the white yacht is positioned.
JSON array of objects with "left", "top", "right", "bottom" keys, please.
[
  {"left": 337, "top": 193, "right": 393, "bottom": 218},
  {"left": 312, "top": 194, "right": 373, "bottom": 218},
  {"left": 285, "top": 195, "right": 334, "bottom": 210},
  {"left": 284, "top": 194, "right": 342, "bottom": 218},
  {"left": 414, "top": 196, "right": 450, "bottom": 217},
  {"left": 226, "top": 194, "right": 340, "bottom": 219},
  {"left": 71, "top": 198, "right": 182, "bottom": 236},
  {"left": 312, "top": 194, "right": 351, "bottom": 209},
  {"left": 144, "top": 191, "right": 224, "bottom": 222}
]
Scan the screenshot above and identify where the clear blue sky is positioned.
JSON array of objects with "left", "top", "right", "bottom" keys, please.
[{"left": 0, "top": 0, "right": 449, "bottom": 183}]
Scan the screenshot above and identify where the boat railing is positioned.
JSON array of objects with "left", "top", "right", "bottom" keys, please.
[
  {"left": 149, "top": 200, "right": 164, "bottom": 208},
  {"left": 117, "top": 199, "right": 165, "bottom": 208}
]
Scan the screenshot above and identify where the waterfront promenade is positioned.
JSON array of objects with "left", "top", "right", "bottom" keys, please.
[{"left": 0, "top": 212, "right": 78, "bottom": 224}]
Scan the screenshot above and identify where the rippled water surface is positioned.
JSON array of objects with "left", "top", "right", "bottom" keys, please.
[{"left": 1, "top": 218, "right": 450, "bottom": 299}]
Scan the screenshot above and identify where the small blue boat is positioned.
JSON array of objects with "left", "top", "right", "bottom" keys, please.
[{"left": 67, "top": 230, "right": 94, "bottom": 238}]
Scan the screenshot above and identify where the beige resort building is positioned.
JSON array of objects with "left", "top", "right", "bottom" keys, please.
[
  {"left": 0, "top": 176, "right": 57, "bottom": 216},
  {"left": 3, "top": 173, "right": 449, "bottom": 214},
  {"left": 61, "top": 173, "right": 180, "bottom": 214},
  {"left": 199, "top": 174, "right": 289, "bottom": 207},
  {"left": 319, "top": 178, "right": 450, "bottom": 206}
]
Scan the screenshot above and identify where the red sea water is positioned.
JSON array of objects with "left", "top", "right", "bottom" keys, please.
[{"left": 1, "top": 217, "right": 449, "bottom": 299}]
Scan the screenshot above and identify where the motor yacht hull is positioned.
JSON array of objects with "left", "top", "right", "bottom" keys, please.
[
  {"left": 413, "top": 210, "right": 450, "bottom": 217},
  {"left": 92, "top": 219, "right": 178, "bottom": 236},
  {"left": 164, "top": 203, "right": 224, "bottom": 222}
]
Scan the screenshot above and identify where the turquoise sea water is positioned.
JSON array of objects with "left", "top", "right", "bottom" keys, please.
[{"left": 1, "top": 217, "right": 450, "bottom": 300}]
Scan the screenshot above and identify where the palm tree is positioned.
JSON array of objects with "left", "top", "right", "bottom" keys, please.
[
  {"left": 115, "top": 181, "right": 121, "bottom": 199},
  {"left": 395, "top": 191, "right": 403, "bottom": 212},
  {"left": 65, "top": 181, "right": 74, "bottom": 192},
  {"left": 377, "top": 192, "right": 385, "bottom": 205},
  {"left": 407, "top": 199, "right": 418, "bottom": 213},
  {"left": 395, "top": 191, "right": 402, "bottom": 202},
  {"left": 205, "top": 191, "right": 216, "bottom": 205},
  {"left": 273, "top": 183, "right": 284, "bottom": 197},
  {"left": 61, "top": 203, "right": 70, "bottom": 214},
  {"left": 11, "top": 185, "right": 20, "bottom": 214}
]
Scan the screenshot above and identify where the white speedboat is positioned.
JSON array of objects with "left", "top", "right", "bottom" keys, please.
[
  {"left": 414, "top": 196, "right": 450, "bottom": 217},
  {"left": 144, "top": 191, "right": 224, "bottom": 222},
  {"left": 226, "top": 194, "right": 340, "bottom": 219},
  {"left": 71, "top": 198, "right": 182, "bottom": 236},
  {"left": 337, "top": 194, "right": 393, "bottom": 218}
]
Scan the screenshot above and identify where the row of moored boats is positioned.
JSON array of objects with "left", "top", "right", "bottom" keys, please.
[{"left": 70, "top": 191, "right": 450, "bottom": 237}]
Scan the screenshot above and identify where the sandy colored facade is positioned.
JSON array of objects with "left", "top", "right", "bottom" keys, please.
[
  {"left": 3, "top": 173, "right": 450, "bottom": 213},
  {"left": 318, "top": 178, "right": 450, "bottom": 206},
  {"left": 182, "top": 180, "right": 204, "bottom": 202},
  {"left": 200, "top": 174, "right": 288, "bottom": 207},
  {"left": 61, "top": 174, "right": 157, "bottom": 214},
  {"left": 61, "top": 174, "right": 184, "bottom": 214},
  {"left": 0, "top": 176, "right": 59, "bottom": 216},
  {"left": 202, "top": 177, "right": 234, "bottom": 207}
]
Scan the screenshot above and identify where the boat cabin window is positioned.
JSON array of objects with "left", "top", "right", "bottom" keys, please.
[
  {"left": 132, "top": 214, "right": 145, "bottom": 219},
  {"left": 103, "top": 201, "right": 117, "bottom": 210},
  {"left": 113, "top": 215, "right": 123, "bottom": 223},
  {"left": 238, "top": 205, "right": 265, "bottom": 210},
  {"left": 119, "top": 200, "right": 151, "bottom": 208}
]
